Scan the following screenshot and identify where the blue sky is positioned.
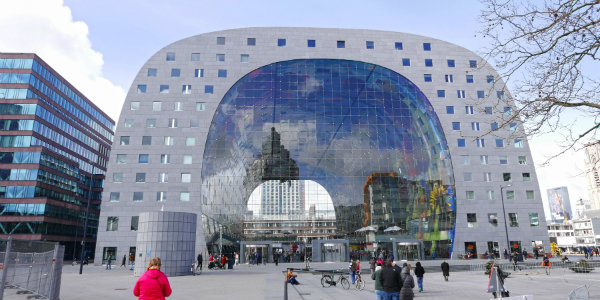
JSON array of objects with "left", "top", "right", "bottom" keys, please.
[{"left": 0, "top": 0, "right": 590, "bottom": 218}]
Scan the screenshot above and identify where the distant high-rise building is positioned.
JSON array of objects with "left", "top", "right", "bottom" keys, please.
[
  {"left": 584, "top": 141, "right": 600, "bottom": 210},
  {"left": 546, "top": 186, "right": 573, "bottom": 223},
  {"left": 0, "top": 53, "right": 114, "bottom": 259}
]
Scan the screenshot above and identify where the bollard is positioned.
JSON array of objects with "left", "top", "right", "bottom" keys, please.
[
  {"left": 284, "top": 280, "right": 288, "bottom": 300},
  {"left": 0, "top": 237, "right": 12, "bottom": 300}
]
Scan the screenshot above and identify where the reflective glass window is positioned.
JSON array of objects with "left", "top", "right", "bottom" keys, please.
[
  {"left": 217, "top": 37, "right": 225, "bottom": 45},
  {"left": 195, "top": 69, "right": 204, "bottom": 78},
  {"left": 402, "top": 58, "right": 410, "bottom": 66},
  {"left": 148, "top": 68, "right": 157, "bottom": 77},
  {"left": 138, "top": 154, "right": 149, "bottom": 163},
  {"left": 171, "top": 69, "right": 180, "bottom": 77},
  {"left": 469, "top": 60, "right": 478, "bottom": 68},
  {"left": 477, "top": 91, "right": 485, "bottom": 98},
  {"left": 116, "top": 154, "right": 126, "bottom": 164},
  {"left": 307, "top": 40, "right": 316, "bottom": 47},
  {"left": 182, "top": 85, "right": 192, "bottom": 94},
  {"left": 424, "top": 74, "right": 432, "bottom": 82},
  {"left": 180, "top": 192, "right": 190, "bottom": 201},
  {"left": 452, "top": 122, "right": 460, "bottom": 130},
  {"left": 146, "top": 119, "right": 156, "bottom": 128},
  {"left": 425, "top": 59, "right": 433, "bottom": 67},
  {"left": 106, "top": 217, "right": 119, "bottom": 231},
  {"left": 447, "top": 60, "right": 455, "bottom": 67},
  {"left": 241, "top": 54, "right": 249, "bottom": 63},
  {"left": 191, "top": 53, "right": 200, "bottom": 61},
  {"left": 153, "top": 102, "right": 162, "bottom": 111},
  {"left": 133, "top": 192, "right": 143, "bottom": 202},
  {"left": 166, "top": 52, "right": 175, "bottom": 61},
  {"left": 366, "top": 41, "right": 374, "bottom": 49},
  {"left": 247, "top": 38, "right": 256, "bottom": 46},
  {"left": 183, "top": 155, "right": 192, "bottom": 164},
  {"left": 157, "top": 192, "right": 167, "bottom": 202},
  {"left": 466, "top": 75, "right": 474, "bottom": 83},
  {"left": 395, "top": 42, "right": 403, "bottom": 50},
  {"left": 437, "top": 90, "right": 445, "bottom": 98},
  {"left": 218, "top": 69, "right": 227, "bottom": 78},
  {"left": 495, "top": 139, "right": 504, "bottom": 147},
  {"left": 160, "top": 85, "right": 169, "bottom": 93},
  {"left": 113, "top": 172, "right": 123, "bottom": 182},
  {"left": 446, "top": 106, "right": 454, "bottom": 114},
  {"left": 186, "top": 137, "right": 196, "bottom": 146},
  {"left": 196, "top": 102, "right": 206, "bottom": 111},
  {"left": 487, "top": 75, "right": 495, "bottom": 83},
  {"left": 137, "top": 85, "right": 146, "bottom": 93},
  {"left": 120, "top": 136, "right": 129, "bottom": 145},
  {"left": 458, "top": 139, "right": 466, "bottom": 147},
  {"left": 205, "top": 85, "right": 214, "bottom": 94},
  {"left": 124, "top": 119, "right": 134, "bottom": 127},
  {"left": 278, "top": 39, "right": 286, "bottom": 47},
  {"left": 337, "top": 41, "right": 345, "bottom": 48},
  {"left": 131, "top": 216, "right": 139, "bottom": 231},
  {"left": 181, "top": 173, "right": 191, "bottom": 183},
  {"left": 135, "top": 173, "right": 146, "bottom": 183},
  {"left": 216, "top": 54, "right": 225, "bottom": 61},
  {"left": 160, "top": 154, "right": 171, "bottom": 164},
  {"left": 529, "top": 213, "right": 539, "bottom": 226},
  {"left": 423, "top": 43, "right": 431, "bottom": 51},
  {"left": 142, "top": 136, "right": 152, "bottom": 145}
]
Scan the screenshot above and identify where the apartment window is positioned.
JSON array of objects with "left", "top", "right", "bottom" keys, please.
[
  {"left": 180, "top": 192, "right": 190, "bottom": 202},
  {"left": 158, "top": 172, "right": 168, "bottom": 183},
  {"left": 500, "top": 156, "right": 508, "bottom": 164},
  {"left": 278, "top": 39, "right": 286, "bottom": 47},
  {"left": 116, "top": 154, "right": 127, "bottom": 164},
  {"left": 181, "top": 173, "right": 192, "bottom": 183},
  {"left": 446, "top": 106, "right": 454, "bottom": 114},
  {"left": 447, "top": 59, "right": 455, "bottom": 67},
  {"left": 205, "top": 85, "right": 214, "bottom": 94},
  {"left": 476, "top": 138, "right": 485, "bottom": 148},
  {"left": 506, "top": 190, "right": 515, "bottom": 200},
  {"left": 164, "top": 136, "right": 174, "bottom": 146},
  {"left": 337, "top": 40, "right": 345, "bottom": 48},
  {"left": 171, "top": 68, "right": 180, "bottom": 77},
  {"left": 514, "top": 139, "right": 524, "bottom": 148},
  {"left": 503, "top": 173, "right": 512, "bottom": 182},
  {"left": 467, "top": 213, "right": 477, "bottom": 228},
  {"left": 508, "top": 213, "right": 519, "bottom": 227},
  {"left": 135, "top": 173, "right": 146, "bottom": 183},
  {"left": 133, "top": 192, "right": 143, "bottom": 202},
  {"left": 160, "top": 154, "right": 171, "bottom": 164},
  {"left": 196, "top": 102, "right": 206, "bottom": 111},
  {"left": 425, "top": 59, "right": 433, "bottom": 67},
  {"left": 529, "top": 213, "right": 539, "bottom": 226},
  {"left": 487, "top": 190, "right": 495, "bottom": 200},
  {"left": 402, "top": 58, "right": 410, "bottom": 66},
  {"left": 110, "top": 192, "right": 120, "bottom": 202},
  {"left": 146, "top": 119, "right": 156, "bottom": 128},
  {"left": 462, "top": 155, "right": 470, "bottom": 165},
  {"left": 174, "top": 102, "right": 183, "bottom": 111},
  {"left": 464, "top": 172, "right": 472, "bottom": 181},
  {"left": 491, "top": 122, "right": 498, "bottom": 130},
  {"left": 168, "top": 118, "right": 178, "bottom": 128},
  {"left": 395, "top": 42, "right": 403, "bottom": 50},
  {"left": 510, "top": 123, "right": 517, "bottom": 131},
  {"left": 216, "top": 54, "right": 225, "bottom": 61},
  {"left": 488, "top": 213, "right": 498, "bottom": 226},
  {"left": 477, "top": 91, "right": 485, "bottom": 99},
  {"left": 131, "top": 216, "right": 139, "bottom": 231},
  {"left": 147, "top": 68, "right": 157, "bottom": 76},
  {"left": 160, "top": 85, "right": 169, "bottom": 93},
  {"left": 191, "top": 53, "right": 200, "bottom": 61},
  {"left": 484, "top": 172, "right": 492, "bottom": 182},
  {"left": 457, "top": 90, "right": 465, "bottom": 98},
  {"left": 156, "top": 192, "right": 167, "bottom": 202},
  {"left": 487, "top": 75, "right": 495, "bottom": 83},
  {"left": 469, "top": 60, "right": 478, "bottom": 68},
  {"left": 112, "top": 173, "right": 123, "bottom": 183},
  {"left": 307, "top": 39, "right": 316, "bottom": 47},
  {"left": 186, "top": 137, "right": 196, "bottom": 146},
  {"left": 504, "top": 107, "right": 512, "bottom": 115},
  {"left": 423, "top": 43, "right": 431, "bottom": 51},
  {"left": 142, "top": 136, "right": 151, "bottom": 145},
  {"left": 526, "top": 190, "right": 534, "bottom": 200},
  {"left": 495, "top": 139, "right": 504, "bottom": 147},
  {"left": 152, "top": 101, "right": 162, "bottom": 111},
  {"left": 497, "top": 91, "right": 505, "bottom": 99},
  {"left": 124, "top": 119, "right": 134, "bottom": 128},
  {"left": 466, "top": 191, "right": 475, "bottom": 200},
  {"left": 106, "top": 217, "right": 119, "bottom": 231},
  {"left": 523, "top": 173, "right": 531, "bottom": 182},
  {"left": 445, "top": 74, "right": 453, "bottom": 82},
  {"left": 195, "top": 69, "right": 204, "bottom": 77},
  {"left": 241, "top": 54, "right": 249, "bottom": 62},
  {"left": 191, "top": 119, "right": 199, "bottom": 127},
  {"left": 366, "top": 41, "right": 374, "bottom": 49},
  {"left": 437, "top": 90, "right": 445, "bottom": 98},
  {"left": 452, "top": 122, "right": 460, "bottom": 130},
  {"left": 218, "top": 69, "right": 227, "bottom": 78},
  {"left": 183, "top": 155, "right": 193, "bottom": 164},
  {"left": 484, "top": 107, "right": 492, "bottom": 114},
  {"left": 120, "top": 136, "right": 130, "bottom": 145},
  {"left": 182, "top": 85, "right": 192, "bottom": 94},
  {"left": 480, "top": 155, "right": 489, "bottom": 164},
  {"left": 247, "top": 38, "right": 256, "bottom": 46},
  {"left": 518, "top": 156, "right": 527, "bottom": 165},
  {"left": 138, "top": 154, "right": 149, "bottom": 163},
  {"left": 458, "top": 139, "right": 466, "bottom": 147},
  {"left": 166, "top": 52, "right": 175, "bottom": 61},
  {"left": 216, "top": 37, "right": 225, "bottom": 45},
  {"left": 466, "top": 75, "right": 474, "bottom": 83},
  {"left": 137, "top": 85, "right": 146, "bottom": 93},
  {"left": 424, "top": 74, "right": 432, "bottom": 82},
  {"left": 471, "top": 122, "right": 480, "bottom": 131},
  {"left": 465, "top": 106, "right": 474, "bottom": 114}
]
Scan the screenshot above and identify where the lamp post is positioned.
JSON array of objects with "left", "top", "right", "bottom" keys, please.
[
  {"left": 79, "top": 163, "right": 95, "bottom": 274},
  {"left": 500, "top": 184, "right": 512, "bottom": 260}
]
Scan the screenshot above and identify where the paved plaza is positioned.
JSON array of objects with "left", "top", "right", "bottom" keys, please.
[{"left": 3, "top": 259, "right": 600, "bottom": 300}]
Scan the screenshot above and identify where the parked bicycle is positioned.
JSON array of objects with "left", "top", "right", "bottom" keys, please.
[{"left": 320, "top": 270, "right": 350, "bottom": 290}]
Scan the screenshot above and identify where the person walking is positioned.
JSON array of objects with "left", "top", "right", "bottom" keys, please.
[
  {"left": 399, "top": 265, "right": 415, "bottom": 300},
  {"left": 106, "top": 253, "right": 113, "bottom": 270},
  {"left": 371, "top": 263, "right": 384, "bottom": 300},
  {"left": 129, "top": 253, "right": 136, "bottom": 270},
  {"left": 414, "top": 262, "right": 425, "bottom": 292},
  {"left": 120, "top": 255, "right": 127, "bottom": 268},
  {"left": 503, "top": 248, "right": 509, "bottom": 260},
  {"left": 378, "top": 260, "right": 402, "bottom": 300},
  {"left": 235, "top": 252, "right": 239, "bottom": 265},
  {"left": 542, "top": 255, "right": 551, "bottom": 275},
  {"left": 197, "top": 253, "right": 203, "bottom": 270},
  {"left": 274, "top": 252, "right": 279, "bottom": 266},
  {"left": 369, "top": 257, "right": 376, "bottom": 275},
  {"left": 349, "top": 259, "right": 357, "bottom": 284},
  {"left": 133, "top": 257, "right": 172, "bottom": 300},
  {"left": 440, "top": 261, "right": 449, "bottom": 281}
]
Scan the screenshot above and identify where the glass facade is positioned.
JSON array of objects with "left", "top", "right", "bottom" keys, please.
[{"left": 201, "top": 59, "right": 456, "bottom": 256}]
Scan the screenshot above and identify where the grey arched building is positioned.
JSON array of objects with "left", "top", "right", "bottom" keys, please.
[{"left": 95, "top": 28, "right": 549, "bottom": 263}]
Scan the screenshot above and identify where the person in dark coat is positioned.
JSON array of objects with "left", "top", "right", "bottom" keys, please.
[
  {"left": 441, "top": 261, "right": 450, "bottom": 281},
  {"left": 371, "top": 264, "right": 384, "bottom": 300},
  {"left": 399, "top": 264, "right": 415, "bottom": 300},
  {"left": 121, "top": 255, "right": 127, "bottom": 268},
  {"left": 197, "top": 253, "right": 203, "bottom": 270},
  {"left": 378, "top": 260, "right": 402, "bottom": 300},
  {"left": 414, "top": 262, "right": 425, "bottom": 292}
]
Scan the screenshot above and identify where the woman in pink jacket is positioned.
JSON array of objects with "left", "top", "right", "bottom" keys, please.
[{"left": 133, "top": 257, "right": 172, "bottom": 300}]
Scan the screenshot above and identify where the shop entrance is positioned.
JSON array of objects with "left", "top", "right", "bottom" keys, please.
[
  {"left": 321, "top": 243, "right": 347, "bottom": 262},
  {"left": 244, "top": 244, "right": 269, "bottom": 264},
  {"left": 396, "top": 242, "right": 420, "bottom": 261}
]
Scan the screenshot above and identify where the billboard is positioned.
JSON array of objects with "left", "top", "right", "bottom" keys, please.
[{"left": 547, "top": 187, "right": 572, "bottom": 223}]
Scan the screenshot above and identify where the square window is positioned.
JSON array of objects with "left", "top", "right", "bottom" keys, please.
[
  {"left": 425, "top": 59, "right": 433, "bottom": 67},
  {"left": 164, "top": 136, "right": 174, "bottom": 146},
  {"left": 491, "top": 122, "right": 498, "bottom": 130},
  {"left": 133, "top": 192, "right": 143, "bottom": 202},
  {"left": 457, "top": 90, "right": 465, "bottom": 98},
  {"left": 484, "top": 172, "right": 492, "bottom": 182},
  {"left": 158, "top": 172, "right": 168, "bottom": 183},
  {"left": 205, "top": 85, "right": 214, "bottom": 94},
  {"left": 112, "top": 172, "right": 123, "bottom": 182},
  {"left": 160, "top": 85, "right": 169, "bottom": 93},
  {"left": 152, "top": 101, "right": 162, "bottom": 111},
  {"left": 447, "top": 59, "right": 455, "bottom": 67},
  {"left": 124, "top": 119, "right": 134, "bottom": 128},
  {"left": 156, "top": 192, "right": 167, "bottom": 202},
  {"left": 160, "top": 154, "right": 171, "bottom": 164},
  {"left": 137, "top": 85, "right": 146, "bottom": 93},
  {"left": 135, "top": 172, "right": 146, "bottom": 183},
  {"left": 116, "top": 154, "right": 127, "bottom": 164},
  {"left": 518, "top": 156, "right": 527, "bottom": 165},
  {"left": 191, "top": 53, "right": 200, "bottom": 61},
  {"left": 506, "top": 190, "right": 515, "bottom": 200},
  {"left": 471, "top": 122, "right": 480, "bottom": 131},
  {"left": 180, "top": 192, "right": 190, "bottom": 202},
  {"left": 402, "top": 58, "right": 410, "bottom": 66},
  {"left": 510, "top": 123, "right": 517, "bottom": 131},
  {"left": 504, "top": 106, "right": 512, "bottom": 115},
  {"left": 487, "top": 190, "right": 495, "bottom": 200},
  {"left": 337, "top": 40, "right": 345, "bottom": 48},
  {"left": 216, "top": 54, "right": 225, "bottom": 61},
  {"left": 278, "top": 39, "right": 286, "bottom": 47},
  {"left": 466, "top": 75, "right": 474, "bottom": 83},
  {"left": 168, "top": 118, "right": 178, "bottom": 128},
  {"left": 186, "top": 137, "right": 196, "bottom": 146},
  {"left": 462, "top": 155, "right": 470, "bottom": 165},
  {"left": 466, "top": 190, "right": 475, "bottom": 200},
  {"left": 523, "top": 173, "right": 531, "bottom": 181},
  {"left": 147, "top": 68, "right": 157, "bottom": 77},
  {"left": 146, "top": 118, "right": 156, "bottom": 128},
  {"left": 529, "top": 213, "right": 539, "bottom": 226},
  {"left": 437, "top": 90, "right": 445, "bottom": 98},
  {"left": 495, "top": 139, "right": 504, "bottom": 147},
  {"left": 394, "top": 42, "right": 403, "bottom": 50},
  {"left": 477, "top": 91, "right": 485, "bottom": 99},
  {"left": 195, "top": 69, "right": 204, "bottom": 77},
  {"left": 497, "top": 91, "right": 505, "bottom": 99},
  {"left": 458, "top": 139, "right": 466, "bottom": 147},
  {"left": 241, "top": 54, "right": 249, "bottom": 62},
  {"left": 480, "top": 155, "right": 489, "bottom": 165},
  {"left": 190, "top": 120, "right": 199, "bottom": 128},
  {"left": 174, "top": 102, "right": 183, "bottom": 111},
  {"left": 423, "top": 43, "right": 431, "bottom": 51},
  {"left": 218, "top": 69, "right": 227, "bottom": 78},
  {"left": 526, "top": 190, "right": 534, "bottom": 200},
  {"left": 464, "top": 172, "right": 472, "bottom": 181},
  {"left": 445, "top": 74, "right": 453, "bottom": 82},
  {"left": 488, "top": 213, "right": 498, "bottom": 226},
  {"left": 514, "top": 139, "right": 524, "bottom": 148},
  {"left": 476, "top": 138, "right": 485, "bottom": 147},
  {"left": 182, "top": 85, "right": 192, "bottom": 94},
  {"left": 500, "top": 156, "right": 508, "bottom": 164},
  {"left": 469, "top": 60, "right": 478, "bottom": 68},
  {"left": 307, "top": 39, "right": 316, "bottom": 47},
  {"left": 166, "top": 52, "right": 175, "bottom": 61},
  {"left": 138, "top": 154, "right": 149, "bottom": 163},
  {"left": 247, "top": 38, "right": 256, "bottom": 46},
  {"left": 171, "top": 69, "right": 180, "bottom": 77},
  {"left": 366, "top": 41, "right": 374, "bottom": 49},
  {"left": 509, "top": 213, "right": 519, "bottom": 227},
  {"left": 131, "top": 216, "right": 139, "bottom": 231},
  {"left": 183, "top": 155, "right": 193, "bottom": 164},
  {"left": 216, "top": 37, "right": 225, "bottom": 45},
  {"left": 467, "top": 213, "right": 477, "bottom": 227},
  {"left": 503, "top": 173, "right": 512, "bottom": 182},
  {"left": 487, "top": 75, "right": 495, "bottom": 83},
  {"left": 465, "top": 106, "right": 474, "bottom": 114},
  {"left": 424, "top": 74, "right": 432, "bottom": 82},
  {"left": 484, "top": 107, "right": 492, "bottom": 114},
  {"left": 110, "top": 192, "right": 120, "bottom": 202},
  {"left": 106, "top": 217, "right": 119, "bottom": 231},
  {"left": 446, "top": 106, "right": 454, "bottom": 114},
  {"left": 181, "top": 173, "right": 191, "bottom": 183},
  {"left": 120, "top": 136, "right": 129, "bottom": 145},
  {"left": 196, "top": 102, "right": 206, "bottom": 111},
  {"left": 452, "top": 122, "right": 460, "bottom": 130}
]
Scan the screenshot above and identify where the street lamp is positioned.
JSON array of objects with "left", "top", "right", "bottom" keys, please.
[
  {"left": 79, "top": 163, "right": 95, "bottom": 274},
  {"left": 500, "top": 184, "right": 512, "bottom": 260}
]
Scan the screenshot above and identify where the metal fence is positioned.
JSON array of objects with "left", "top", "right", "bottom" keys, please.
[{"left": 0, "top": 238, "right": 64, "bottom": 300}]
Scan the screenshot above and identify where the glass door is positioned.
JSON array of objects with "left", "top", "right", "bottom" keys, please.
[{"left": 396, "top": 243, "right": 420, "bottom": 260}]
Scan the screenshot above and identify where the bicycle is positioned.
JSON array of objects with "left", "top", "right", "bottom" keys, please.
[
  {"left": 320, "top": 270, "right": 350, "bottom": 290},
  {"left": 354, "top": 271, "right": 365, "bottom": 290}
]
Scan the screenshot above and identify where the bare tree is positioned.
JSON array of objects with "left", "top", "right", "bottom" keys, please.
[{"left": 479, "top": 0, "right": 600, "bottom": 162}]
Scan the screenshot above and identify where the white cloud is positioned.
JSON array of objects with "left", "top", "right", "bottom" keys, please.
[{"left": 0, "top": 0, "right": 125, "bottom": 122}]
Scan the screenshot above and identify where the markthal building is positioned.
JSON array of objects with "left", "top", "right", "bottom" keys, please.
[{"left": 96, "top": 28, "right": 549, "bottom": 263}]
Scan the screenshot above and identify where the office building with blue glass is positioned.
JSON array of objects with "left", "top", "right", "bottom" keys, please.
[
  {"left": 96, "top": 28, "right": 549, "bottom": 263},
  {"left": 0, "top": 53, "right": 114, "bottom": 259}
]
